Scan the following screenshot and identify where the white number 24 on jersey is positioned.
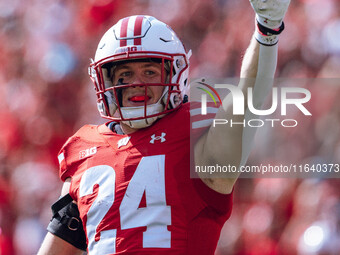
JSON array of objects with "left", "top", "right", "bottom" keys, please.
[{"left": 79, "top": 155, "right": 171, "bottom": 254}]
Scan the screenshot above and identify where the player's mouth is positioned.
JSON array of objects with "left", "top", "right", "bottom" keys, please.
[{"left": 128, "top": 95, "right": 152, "bottom": 105}]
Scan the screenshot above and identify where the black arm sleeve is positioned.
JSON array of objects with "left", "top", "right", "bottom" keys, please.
[{"left": 47, "top": 194, "right": 87, "bottom": 251}]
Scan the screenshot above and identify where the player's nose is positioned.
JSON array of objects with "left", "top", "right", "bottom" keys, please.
[{"left": 131, "top": 74, "right": 145, "bottom": 87}]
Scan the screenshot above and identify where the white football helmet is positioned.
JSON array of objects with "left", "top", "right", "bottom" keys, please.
[{"left": 89, "top": 15, "right": 191, "bottom": 128}]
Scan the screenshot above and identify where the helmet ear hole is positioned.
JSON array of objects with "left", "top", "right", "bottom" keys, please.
[
  {"left": 172, "top": 94, "right": 182, "bottom": 107},
  {"left": 166, "top": 90, "right": 182, "bottom": 109}
]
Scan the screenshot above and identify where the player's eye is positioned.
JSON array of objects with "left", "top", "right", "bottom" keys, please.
[
  {"left": 145, "top": 70, "right": 156, "bottom": 75},
  {"left": 120, "top": 71, "right": 132, "bottom": 77}
]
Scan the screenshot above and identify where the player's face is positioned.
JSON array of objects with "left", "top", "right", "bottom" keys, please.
[{"left": 112, "top": 61, "right": 165, "bottom": 107}]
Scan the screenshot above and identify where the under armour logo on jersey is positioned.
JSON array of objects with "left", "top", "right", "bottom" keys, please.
[
  {"left": 150, "top": 133, "right": 166, "bottom": 144},
  {"left": 118, "top": 136, "right": 131, "bottom": 148}
]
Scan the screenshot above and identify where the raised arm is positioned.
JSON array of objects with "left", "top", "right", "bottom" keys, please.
[{"left": 195, "top": 0, "right": 290, "bottom": 194}]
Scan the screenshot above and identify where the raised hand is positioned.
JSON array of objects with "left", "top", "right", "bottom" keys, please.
[{"left": 250, "top": 0, "right": 291, "bottom": 29}]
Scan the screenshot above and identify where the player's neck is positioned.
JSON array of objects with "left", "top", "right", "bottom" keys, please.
[{"left": 119, "top": 122, "right": 138, "bottom": 135}]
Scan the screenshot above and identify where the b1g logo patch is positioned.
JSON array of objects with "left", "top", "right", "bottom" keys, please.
[{"left": 79, "top": 147, "right": 97, "bottom": 159}]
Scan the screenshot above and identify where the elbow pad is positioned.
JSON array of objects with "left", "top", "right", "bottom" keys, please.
[{"left": 47, "top": 194, "right": 87, "bottom": 251}]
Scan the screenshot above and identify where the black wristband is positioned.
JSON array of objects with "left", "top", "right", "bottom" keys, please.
[{"left": 257, "top": 21, "right": 285, "bottom": 36}]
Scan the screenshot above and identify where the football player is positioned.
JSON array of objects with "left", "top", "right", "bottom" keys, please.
[{"left": 38, "top": 0, "right": 290, "bottom": 254}]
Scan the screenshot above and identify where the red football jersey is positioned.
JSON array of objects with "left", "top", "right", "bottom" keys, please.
[{"left": 58, "top": 103, "right": 233, "bottom": 255}]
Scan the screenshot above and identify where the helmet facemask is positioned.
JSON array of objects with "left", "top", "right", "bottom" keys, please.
[{"left": 90, "top": 54, "right": 186, "bottom": 129}]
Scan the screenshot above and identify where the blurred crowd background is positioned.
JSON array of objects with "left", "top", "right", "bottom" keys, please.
[{"left": 1, "top": 0, "right": 340, "bottom": 254}]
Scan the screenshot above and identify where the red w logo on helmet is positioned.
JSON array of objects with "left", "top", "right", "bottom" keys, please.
[{"left": 119, "top": 15, "right": 145, "bottom": 47}]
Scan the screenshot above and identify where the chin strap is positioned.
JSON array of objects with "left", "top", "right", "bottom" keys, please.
[
  {"left": 119, "top": 85, "right": 176, "bottom": 129},
  {"left": 120, "top": 103, "right": 165, "bottom": 128}
]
